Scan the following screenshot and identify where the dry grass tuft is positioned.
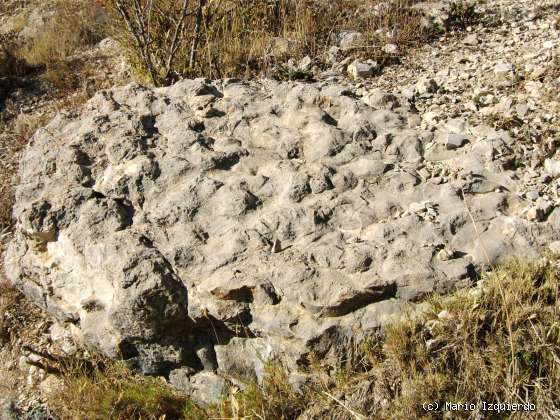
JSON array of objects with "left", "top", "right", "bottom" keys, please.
[
  {"left": 368, "top": 258, "right": 560, "bottom": 419},
  {"left": 0, "top": 33, "right": 36, "bottom": 79},
  {"left": 214, "top": 363, "right": 308, "bottom": 419},
  {"left": 19, "top": 0, "right": 107, "bottom": 92},
  {"left": 0, "top": 280, "right": 20, "bottom": 347},
  {"left": 0, "top": 275, "right": 45, "bottom": 354},
  {"left": 0, "top": 277, "right": 47, "bottom": 409},
  {"left": 13, "top": 112, "right": 51, "bottom": 144},
  {"left": 48, "top": 357, "right": 205, "bottom": 420}
]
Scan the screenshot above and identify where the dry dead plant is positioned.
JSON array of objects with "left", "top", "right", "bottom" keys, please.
[{"left": 103, "top": 0, "right": 434, "bottom": 85}]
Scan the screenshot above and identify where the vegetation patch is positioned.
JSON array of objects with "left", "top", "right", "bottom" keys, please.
[
  {"left": 445, "top": 0, "right": 479, "bottom": 31},
  {"left": 367, "top": 258, "right": 559, "bottom": 419},
  {"left": 101, "top": 0, "right": 436, "bottom": 86},
  {"left": 19, "top": 0, "right": 108, "bottom": 92},
  {"left": 49, "top": 359, "right": 204, "bottom": 420}
]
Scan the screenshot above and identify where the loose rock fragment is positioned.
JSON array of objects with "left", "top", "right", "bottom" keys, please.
[{"left": 446, "top": 134, "right": 469, "bottom": 150}]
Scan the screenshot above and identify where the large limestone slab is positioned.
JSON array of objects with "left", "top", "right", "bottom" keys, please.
[{"left": 5, "top": 78, "right": 558, "bottom": 388}]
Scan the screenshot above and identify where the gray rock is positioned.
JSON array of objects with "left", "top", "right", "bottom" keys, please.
[
  {"left": 444, "top": 118, "right": 468, "bottom": 134},
  {"left": 494, "top": 63, "right": 515, "bottom": 84},
  {"left": 516, "top": 103, "right": 529, "bottom": 119},
  {"left": 169, "top": 370, "right": 227, "bottom": 406},
  {"left": 544, "top": 159, "right": 560, "bottom": 178},
  {"left": 347, "top": 60, "right": 377, "bottom": 79},
  {"left": 214, "top": 338, "right": 274, "bottom": 383},
  {"left": 299, "top": 56, "right": 313, "bottom": 71},
  {"left": 446, "top": 134, "right": 469, "bottom": 150},
  {"left": 549, "top": 241, "right": 560, "bottom": 255},
  {"left": 525, "top": 191, "right": 540, "bottom": 201},
  {"left": 463, "top": 34, "right": 479, "bottom": 46},
  {"left": 365, "top": 89, "right": 400, "bottom": 110},
  {"left": 494, "top": 63, "right": 514, "bottom": 75},
  {"left": 5, "top": 78, "right": 557, "bottom": 393},
  {"left": 527, "top": 207, "right": 545, "bottom": 222},
  {"left": 336, "top": 30, "right": 362, "bottom": 49},
  {"left": 416, "top": 78, "right": 438, "bottom": 95},
  {"left": 383, "top": 43, "right": 398, "bottom": 54}
]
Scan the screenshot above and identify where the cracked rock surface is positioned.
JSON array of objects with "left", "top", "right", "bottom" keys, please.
[{"left": 5, "top": 74, "right": 559, "bottom": 393}]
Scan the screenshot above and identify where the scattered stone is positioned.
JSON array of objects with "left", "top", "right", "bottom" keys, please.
[
  {"left": 337, "top": 30, "right": 362, "bottom": 49},
  {"left": 516, "top": 103, "right": 529, "bottom": 118},
  {"left": 409, "top": 202, "right": 426, "bottom": 213},
  {"left": 536, "top": 198, "right": 555, "bottom": 216},
  {"left": 384, "top": 43, "right": 399, "bottom": 54},
  {"left": 347, "top": 60, "right": 377, "bottom": 79},
  {"left": 549, "top": 241, "right": 560, "bottom": 255},
  {"left": 169, "top": 370, "right": 227, "bottom": 406},
  {"left": 365, "top": 89, "right": 400, "bottom": 109},
  {"left": 438, "top": 310, "right": 453, "bottom": 320},
  {"left": 494, "top": 63, "right": 514, "bottom": 75},
  {"left": 444, "top": 118, "right": 468, "bottom": 134},
  {"left": 446, "top": 134, "right": 469, "bottom": 150},
  {"left": 525, "top": 190, "right": 540, "bottom": 201},
  {"left": 298, "top": 56, "right": 313, "bottom": 71},
  {"left": 426, "top": 338, "right": 443, "bottom": 352},
  {"left": 437, "top": 249, "right": 455, "bottom": 261},
  {"left": 527, "top": 207, "right": 544, "bottom": 222},
  {"left": 407, "top": 114, "right": 422, "bottom": 128},
  {"left": 544, "top": 159, "right": 560, "bottom": 178},
  {"left": 416, "top": 77, "right": 438, "bottom": 95},
  {"left": 494, "top": 63, "right": 515, "bottom": 84},
  {"left": 463, "top": 34, "right": 478, "bottom": 46}
]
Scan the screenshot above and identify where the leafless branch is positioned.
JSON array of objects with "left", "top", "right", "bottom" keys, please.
[
  {"left": 163, "top": 0, "right": 190, "bottom": 83},
  {"left": 189, "top": 0, "right": 206, "bottom": 69}
]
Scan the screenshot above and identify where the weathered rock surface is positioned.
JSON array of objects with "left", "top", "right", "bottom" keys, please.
[{"left": 5, "top": 74, "right": 559, "bottom": 395}]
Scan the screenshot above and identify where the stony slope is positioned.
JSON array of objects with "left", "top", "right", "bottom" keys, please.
[{"left": 3, "top": 0, "right": 560, "bottom": 408}]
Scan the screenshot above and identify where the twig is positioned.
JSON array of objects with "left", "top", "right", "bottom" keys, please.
[
  {"left": 164, "top": 0, "right": 191, "bottom": 82},
  {"left": 189, "top": 0, "right": 206, "bottom": 69},
  {"left": 322, "top": 390, "right": 366, "bottom": 420}
]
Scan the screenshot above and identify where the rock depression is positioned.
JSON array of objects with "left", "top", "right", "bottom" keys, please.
[{"left": 5, "top": 78, "right": 559, "bottom": 400}]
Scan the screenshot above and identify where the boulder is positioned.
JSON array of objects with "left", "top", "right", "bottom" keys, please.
[{"left": 5, "top": 79, "right": 558, "bottom": 402}]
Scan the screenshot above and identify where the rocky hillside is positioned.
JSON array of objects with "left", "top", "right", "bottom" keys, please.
[{"left": 1, "top": 0, "right": 560, "bottom": 418}]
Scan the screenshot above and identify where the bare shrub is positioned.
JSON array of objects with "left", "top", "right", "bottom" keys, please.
[
  {"left": 102, "top": 0, "right": 433, "bottom": 86},
  {"left": 445, "top": 0, "right": 478, "bottom": 31}
]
